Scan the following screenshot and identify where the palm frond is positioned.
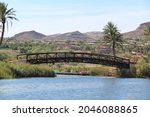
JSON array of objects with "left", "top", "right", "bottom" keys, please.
[
  {"left": 0, "top": 2, "right": 18, "bottom": 45},
  {"left": 103, "top": 22, "right": 123, "bottom": 56}
]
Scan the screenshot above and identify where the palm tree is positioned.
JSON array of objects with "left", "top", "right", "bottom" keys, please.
[
  {"left": 103, "top": 22, "right": 123, "bottom": 56},
  {"left": 0, "top": 2, "right": 18, "bottom": 45}
]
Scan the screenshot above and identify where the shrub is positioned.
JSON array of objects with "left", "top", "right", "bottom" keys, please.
[
  {"left": 0, "top": 62, "right": 55, "bottom": 79},
  {"left": 0, "top": 50, "right": 17, "bottom": 60},
  {"left": 0, "top": 66, "right": 13, "bottom": 79},
  {"left": 87, "top": 66, "right": 117, "bottom": 76},
  {"left": 135, "top": 58, "right": 150, "bottom": 78}
]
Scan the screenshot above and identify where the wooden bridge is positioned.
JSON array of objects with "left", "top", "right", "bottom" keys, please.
[{"left": 17, "top": 52, "right": 130, "bottom": 69}]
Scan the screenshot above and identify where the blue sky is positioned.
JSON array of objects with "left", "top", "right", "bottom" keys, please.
[{"left": 2, "top": 0, "right": 150, "bottom": 37}]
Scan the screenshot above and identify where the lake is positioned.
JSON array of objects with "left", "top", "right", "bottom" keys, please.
[{"left": 0, "top": 75, "right": 150, "bottom": 100}]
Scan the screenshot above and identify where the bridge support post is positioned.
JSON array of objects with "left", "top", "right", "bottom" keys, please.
[
  {"left": 118, "top": 64, "right": 136, "bottom": 78},
  {"left": 17, "top": 55, "right": 19, "bottom": 60},
  {"left": 26, "top": 55, "right": 29, "bottom": 63}
]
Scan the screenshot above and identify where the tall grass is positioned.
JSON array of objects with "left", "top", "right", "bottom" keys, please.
[
  {"left": 53, "top": 64, "right": 118, "bottom": 77},
  {"left": 89, "top": 66, "right": 117, "bottom": 76},
  {"left": 0, "top": 62, "right": 55, "bottom": 79},
  {"left": 0, "top": 49, "right": 17, "bottom": 61}
]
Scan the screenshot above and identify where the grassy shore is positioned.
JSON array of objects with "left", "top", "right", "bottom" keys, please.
[
  {"left": 0, "top": 62, "right": 55, "bottom": 79},
  {"left": 0, "top": 49, "right": 149, "bottom": 78},
  {"left": 51, "top": 63, "right": 118, "bottom": 77}
]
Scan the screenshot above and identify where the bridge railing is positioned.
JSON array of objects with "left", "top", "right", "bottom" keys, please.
[{"left": 17, "top": 52, "right": 130, "bottom": 68}]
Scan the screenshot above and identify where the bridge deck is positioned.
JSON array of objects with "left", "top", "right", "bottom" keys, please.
[{"left": 17, "top": 52, "right": 130, "bottom": 69}]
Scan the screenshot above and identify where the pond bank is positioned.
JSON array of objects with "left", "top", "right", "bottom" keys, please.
[
  {"left": 56, "top": 72, "right": 90, "bottom": 76},
  {"left": 0, "top": 62, "right": 55, "bottom": 79}
]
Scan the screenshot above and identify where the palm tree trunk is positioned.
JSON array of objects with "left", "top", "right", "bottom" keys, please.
[
  {"left": 0, "top": 22, "right": 5, "bottom": 45},
  {"left": 112, "top": 41, "right": 116, "bottom": 57}
]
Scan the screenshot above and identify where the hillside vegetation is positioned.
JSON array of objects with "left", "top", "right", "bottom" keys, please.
[{"left": 0, "top": 22, "right": 150, "bottom": 79}]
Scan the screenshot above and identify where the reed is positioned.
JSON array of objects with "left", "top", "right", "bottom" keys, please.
[{"left": 0, "top": 62, "right": 55, "bottom": 79}]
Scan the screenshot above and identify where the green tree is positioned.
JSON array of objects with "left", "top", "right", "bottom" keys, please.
[
  {"left": 0, "top": 2, "right": 18, "bottom": 45},
  {"left": 103, "top": 22, "right": 123, "bottom": 56},
  {"left": 147, "top": 52, "right": 150, "bottom": 63},
  {"left": 136, "top": 58, "right": 150, "bottom": 78}
]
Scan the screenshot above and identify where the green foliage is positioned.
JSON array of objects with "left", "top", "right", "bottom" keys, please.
[
  {"left": 52, "top": 63, "right": 117, "bottom": 77},
  {"left": 135, "top": 58, "right": 150, "bottom": 78},
  {"left": 0, "top": 62, "right": 55, "bottom": 79},
  {"left": 0, "top": 62, "right": 13, "bottom": 79},
  {"left": 0, "top": 2, "right": 18, "bottom": 45},
  {"left": 144, "top": 26, "right": 150, "bottom": 36},
  {"left": 103, "top": 22, "right": 123, "bottom": 56},
  {"left": 0, "top": 52, "right": 11, "bottom": 60},
  {"left": 1, "top": 42, "right": 59, "bottom": 53},
  {"left": 89, "top": 67, "right": 108, "bottom": 76},
  {"left": 0, "top": 49, "right": 17, "bottom": 60},
  {"left": 147, "top": 52, "right": 150, "bottom": 63},
  {"left": 89, "top": 66, "right": 117, "bottom": 76}
]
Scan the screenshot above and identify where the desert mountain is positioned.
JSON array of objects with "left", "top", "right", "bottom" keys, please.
[
  {"left": 85, "top": 31, "right": 103, "bottom": 40},
  {"left": 13, "top": 30, "right": 46, "bottom": 41},
  {"left": 43, "top": 31, "right": 94, "bottom": 41},
  {"left": 11, "top": 22, "right": 150, "bottom": 42},
  {"left": 86, "top": 22, "right": 150, "bottom": 40},
  {"left": 123, "top": 22, "right": 150, "bottom": 39}
]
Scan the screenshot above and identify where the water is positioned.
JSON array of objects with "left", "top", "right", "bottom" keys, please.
[{"left": 0, "top": 75, "right": 150, "bottom": 100}]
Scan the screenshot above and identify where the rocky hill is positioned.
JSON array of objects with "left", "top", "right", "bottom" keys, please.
[
  {"left": 123, "top": 22, "right": 150, "bottom": 39},
  {"left": 11, "top": 22, "right": 150, "bottom": 42},
  {"left": 43, "top": 31, "right": 94, "bottom": 41},
  {"left": 86, "top": 22, "right": 150, "bottom": 40},
  {"left": 85, "top": 31, "right": 103, "bottom": 40},
  {"left": 12, "top": 30, "right": 46, "bottom": 41}
]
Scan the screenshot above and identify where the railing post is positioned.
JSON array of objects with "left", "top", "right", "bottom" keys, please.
[
  {"left": 56, "top": 53, "right": 57, "bottom": 58},
  {"left": 65, "top": 52, "right": 66, "bottom": 62},
  {"left": 26, "top": 55, "right": 29, "bottom": 63},
  {"left": 90, "top": 53, "right": 93, "bottom": 60},
  {"left": 16, "top": 52, "right": 131, "bottom": 69},
  {"left": 81, "top": 53, "right": 84, "bottom": 62},
  {"left": 46, "top": 53, "right": 48, "bottom": 60},
  {"left": 36, "top": 54, "right": 38, "bottom": 60},
  {"left": 73, "top": 53, "right": 75, "bottom": 61},
  {"left": 17, "top": 55, "right": 19, "bottom": 60}
]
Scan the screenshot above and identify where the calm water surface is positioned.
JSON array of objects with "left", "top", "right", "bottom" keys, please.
[{"left": 0, "top": 75, "right": 150, "bottom": 100}]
